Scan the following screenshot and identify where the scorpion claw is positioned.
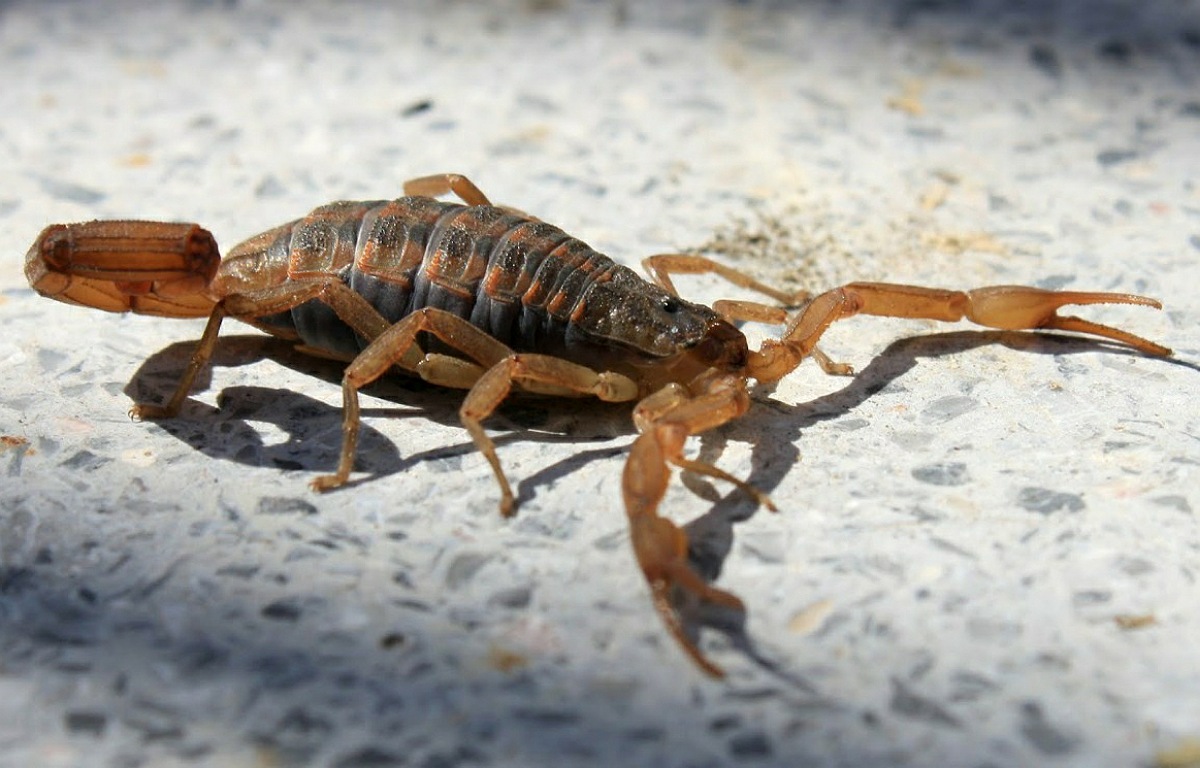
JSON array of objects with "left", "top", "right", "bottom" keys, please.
[
  {"left": 962, "top": 286, "right": 1171, "bottom": 356},
  {"left": 648, "top": 579, "right": 732, "bottom": 678},
  {"left": 630, "top": 512, "right": 747, "bottom": 677}
]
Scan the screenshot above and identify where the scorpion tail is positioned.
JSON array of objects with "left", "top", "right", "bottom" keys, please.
[{"left": 26, "top": 220, "right": 220, "bottom": 319}]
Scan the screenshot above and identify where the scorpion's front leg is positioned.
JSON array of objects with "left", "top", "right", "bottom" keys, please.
[
  {"left": 456, "top": 353, "right": 640, "bottom": 515},
  {"left": 643, "top": 253, "right": 807, "bottom": 306},
  {"left": 623, "top": 372, "right": 768, "bottom": 677}
]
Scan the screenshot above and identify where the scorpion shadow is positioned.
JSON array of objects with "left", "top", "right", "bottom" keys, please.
[
  {"left": 123, "top": 329, "right": 1188, "bottom": 683},
  {"left": 122, "top": 333, "right": 635, "bottom": 489},
  {"left": 672, "top": 330, "right": 1192, "bottom": 681}
]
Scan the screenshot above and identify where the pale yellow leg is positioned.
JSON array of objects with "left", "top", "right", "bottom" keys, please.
[
  {"left": 403, "top": 173, "right": 493, "bottom": 206},
  {"left": 310, "top": 308, "right": 640, "bottom": 518},
  {"left": 459, "top": 353, "right": 639, "bottom": 516},
  {"left": 311, "top": 307, "right": 511, "bottom": 493},
  {"left": 642, "top": 253, "right": 809, "bottom": 305}
]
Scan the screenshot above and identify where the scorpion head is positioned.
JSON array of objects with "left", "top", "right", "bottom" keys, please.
[{"left": 572, "top": 267, "right": 749, "bottom": 383}]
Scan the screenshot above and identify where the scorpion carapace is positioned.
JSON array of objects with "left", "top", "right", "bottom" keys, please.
[{"left": 25, "top": 173, "right": 1173, "bottom": 677}]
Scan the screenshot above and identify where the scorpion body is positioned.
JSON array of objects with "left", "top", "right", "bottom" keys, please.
[
  {"left": 25, "top": 173, "right": 1172, "bottom": 676},
  {"left": 226, "top": 195, "right": 727, "bottom": 386}
]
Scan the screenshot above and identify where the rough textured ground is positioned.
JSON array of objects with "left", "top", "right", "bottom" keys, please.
[{"left": 1, "top": 1, "right": 1198, "bottom": 767}]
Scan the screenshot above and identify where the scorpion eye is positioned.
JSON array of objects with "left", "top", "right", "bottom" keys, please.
[{"left": 659, "top": 296, "right": 680, "bottom": 314}]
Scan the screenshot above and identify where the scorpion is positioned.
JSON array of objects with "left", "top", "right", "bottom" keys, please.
[{"left": 25, "top": 173, "right": 1172, "bottom": 676}]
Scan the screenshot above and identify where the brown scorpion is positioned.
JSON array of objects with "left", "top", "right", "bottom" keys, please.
[{"left": 25, "top": 173, "right": 1172, "bottom": 676}]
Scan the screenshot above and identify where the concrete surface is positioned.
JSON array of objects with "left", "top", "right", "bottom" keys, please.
[{"left": 1, "top": 1, "right": 1198, "bottom": 767}]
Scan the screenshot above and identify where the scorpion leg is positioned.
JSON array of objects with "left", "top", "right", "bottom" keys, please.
[
  {"left": 642, "top": 253, "right": 809, "bottom": 306},
  {"left": 402, "top": 173, "right": 493, "bottom": 206},
  {"left": 646, "top": 254, "right": 852, "bottom": 375},
  {"left": 311, "top": 307, "right": 639, "bottom": 511},
  {"left": 404, "top": 173, "right": 536, "bottom": 219},
  {"left": 711, "top": 300, "right": 789, "bottom": 325},
  {"left": 131, "top": 304, "right": 228, "bottom": 420},
  {"left": 133, "top": 279, "right": 392, "bottom": 420},
  {"left": 749, "top": 281, "right": 1171, "bottom": 382},
  {"left": 624, "top": 373, "right": 760, "bottom": 677},
  {"left": 311, "top": 307, "right": 511, "bottom": 493},
  {"left": 459, "top": 353, "right": 639, "bottom": 516},
  {"left": 632, "top": 380, "right": 777, "bottom": 510}
]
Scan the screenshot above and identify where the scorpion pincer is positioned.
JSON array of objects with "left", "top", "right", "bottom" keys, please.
[{"left": 25, "top": 173, "right": 1172, "bottom": 676}]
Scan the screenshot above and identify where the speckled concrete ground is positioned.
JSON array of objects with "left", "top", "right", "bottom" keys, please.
[{"left": 1, "top": 1, "right": 1198, "bottom": 767}]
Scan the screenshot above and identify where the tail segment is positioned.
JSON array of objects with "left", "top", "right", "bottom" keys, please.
[{"left": 26, "top": 220, "right": 220, "bottom": 318}]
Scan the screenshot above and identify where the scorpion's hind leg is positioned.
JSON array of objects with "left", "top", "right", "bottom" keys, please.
[
  {"left": 137, "top": 279, "right": 393, "bottom": 420},
  {"left": 403, "top": 173, "right": 493, "bottom": 206},
  {"left": 404, "top": 173, "right": 537, "bottom": 219},
  {"left": 130, "top": 303, "right": 227, "bottom": 420}
]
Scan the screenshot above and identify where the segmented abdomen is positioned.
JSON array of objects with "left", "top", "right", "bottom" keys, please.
[{"left": 229, "top": 197, "right": 622, "bottom": 363}]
